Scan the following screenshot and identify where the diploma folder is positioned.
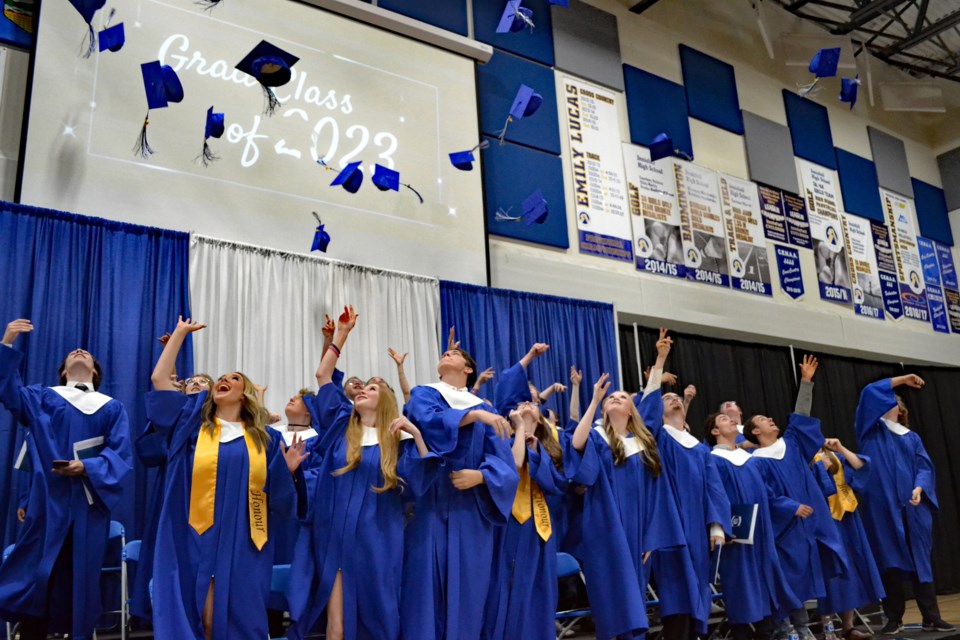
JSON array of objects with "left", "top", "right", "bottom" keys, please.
[
  {"left": 730, "top": 503, "right": 758, "bottom": 544},
  {"left": 74, "top": 436, "right": 105, "bottom": 505}
]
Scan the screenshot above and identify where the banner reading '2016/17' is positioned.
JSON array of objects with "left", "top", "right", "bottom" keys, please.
[{"left": 881, "top": 189, "right": 929, "bottom": 323}]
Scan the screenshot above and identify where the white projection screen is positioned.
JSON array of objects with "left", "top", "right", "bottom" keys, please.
[{"left": 21, "top": 0, "right": 486, "bottom": 284}]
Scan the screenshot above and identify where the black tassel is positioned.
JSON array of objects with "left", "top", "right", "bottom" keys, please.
[
  {"left": 262, "top": 85, "right": 281, "bottom": 116},
  {"left": 195, "top": 0, "right": 224, "bottom": 11},
  {"left": 195, "top": 140, "right": 219, "bottom": 167},
  {"left": 133, "top": 113, "right": 154, "bottom": 159},
  {"left": 402, "top": 183, "right": 424, "bottom": 204},
  {"left": 80, "top": 23, "right": 96, "bottom": 58}
]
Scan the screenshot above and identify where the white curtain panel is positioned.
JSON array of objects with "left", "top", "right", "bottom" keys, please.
[{"left": 188, "top": 235, "right": 441, "bottom": 415}]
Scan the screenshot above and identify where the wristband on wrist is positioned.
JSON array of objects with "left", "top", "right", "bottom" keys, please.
[{"left": 328, "top": 344, "right": 341, "bottom": 358}]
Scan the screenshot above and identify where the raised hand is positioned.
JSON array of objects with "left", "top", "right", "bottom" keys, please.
[
  {"left": 823, "top": 437, "right": 842, "bottom": 452},
  {"left": 570, "top": 366, "right": 582, "bottom": 386},
  {"left": 389, "top": 416, "right": 417, "bottom": 436},
  {"left": 281, "top": 433, "right": 310, "bottom": 474},
  {"left": 592, "top": 373, "right": 611, "bottom": 404},
  {"left": 521, "top": 343, "right": 549, "bottom": 368},
  {"left": 903, "top": 374, "right": 924, "bottom": 389},
  {"left": 475, "top": 367, "right": 495, "bottom": 387},
  {"left": 158, "top": 332, "right": 171, "bottom": 347},
  {"left": 476, "top": 410, "right": 511, "bottom": 440},
  {"left": 2, "top": 319, "right": 34, "bottom": 346},
  {"left": 684, "top": 384, "right": 697, "bottom": 404},
  {"left": 656, "top": 327, "right": 673, "bottom": 360},
  {"left": 321, "top": 314, "right": 335, "bottom": 342},
  {"left": 387, "top": 348, "right": 408, "bottom": 367},
  {"left": 337, "top": 305, "right": 359, "bottom": 332},
  {"left": 798, "top": 354, "right": 819, "bottom": 383},
  {"left": 661, "top": 371, "right": 678, "bottom": 387},
  {"left": 447, "top": 326, "right": 460, "bottom": 351},
  {"left": 547, "top": 382, "right": 567, "bottom": 395},
  {"left": 175, "top": 316, "right": 207, "bottom": 335}
]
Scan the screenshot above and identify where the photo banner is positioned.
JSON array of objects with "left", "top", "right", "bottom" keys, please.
[
  {"left": 757, "top": 185, "right": 812, "bottom": 249},
  {"left": 564, "top": 78, "right": 633, "bottom": 263},
  {"left": 622, "top": 145, "right": 684, "bottom": 278},
  {"left": 720, "top": 174, "right": 771, "bottom": 296},
  {"left": 774, "top": 244, "right": 805, "bottom": 300},
  {"left": 871, "top": 221, "right": 904, "bottom": 320},
  {"left": 674, "top": 160, "right": 730, "bottom": 287},
  {"left": 843, "top": 214, "right": 884, "bottom": 320},
  {"left": 881, "top": 189, "right": 929, "bottom": 323},
  {"left": 799, "top": 160, "right": 851, "bottom": 305}
]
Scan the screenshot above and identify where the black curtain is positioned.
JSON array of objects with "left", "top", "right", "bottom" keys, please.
[{"left": 618, "top": 323, "right": 960, "bottom": 593}]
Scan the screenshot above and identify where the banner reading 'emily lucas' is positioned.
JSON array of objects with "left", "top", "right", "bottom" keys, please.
[
  {"left": 563, "top": 78, "right": 633, "bottom": 263},
  {"left": 798, "top": 160, "right": 851, "bottom": 305},
  {"left": 622, "top": 144, "right": 684, "bottom": 279},
  {"left": 674, "top": 160, "right": 730, "bottom": 287},
  {"left": 881, "top": 189, "right": 929, "bottom": 322},
  {"left": 719, "top": 174, "right": 771, "bottom": 296}
]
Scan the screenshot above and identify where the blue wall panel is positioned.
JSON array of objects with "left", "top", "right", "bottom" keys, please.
[
  {"left": 474, "top": 0, "right": 555, "bottom": 66},
  {"left": 378, "top": 0, "right": 468, "bottom": 36},
  {"left": 679, "top": 45, "right": 743, "bottom": 135},
  {"left": 835, "top": 148, "right": 883, "bottom": 222},
  {"left": 913, "top": 178, "right": 953, "bottom": 246},
  {"left": 623, "top": 64, "right": 693, "bottom": 160},
  {"left": 783, "top": 90, "right": 836, "bottom": 170}
]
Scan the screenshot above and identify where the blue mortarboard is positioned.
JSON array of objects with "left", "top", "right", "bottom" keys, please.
[
  {"left": 141, "top": 61, "right": 184, "bottom": 110},
  {"left": 808, "top": 47, "right": 841, "bottom": 79},
  {"left": 331, "top": 162, "right": 363, "bottom": 193},
  {"left": 649, "top": 133, "right": 674, "bottom": 162},
  {"left": 373, "top": 164, "right": 400, "bottom": 192},
  {"left": 236, "top": 40, "right": 299, "bottom": 116},
  {"left": 497, "top": 0, "right": 534, "bottom": 34},
  {"left": 522, "top": 189, "right": 548, "bottom": 225},
  {"left": 839, "top": 75, "right": 860, "bottom": 110},
  {"left": 69, "top": 0, "right": 106, "bottom": 57},
  {"left": 312, "top": 224, "right": 331, "bottom": 252},
  {"left": 98, "top": 22, "right": 124, "bottom": 53},
  {"left": 509, "top": 84, "right": 543, "bottom": 120},
  {"left": 197, "top": 106, "right": 225, "bottom": 167},
  {"left": 449, "top": 150, "right": 476, "bottom": 171},
  {"left": 549, "top": 0, "right": 569, "bottom": 5}
]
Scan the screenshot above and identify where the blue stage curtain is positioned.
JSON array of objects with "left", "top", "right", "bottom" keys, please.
[
  {"left": 439, "top": 280, "right": 620, "bottom": 427},
  {"left": 0, "top": 202, "right": 192, "bottom": 546}
]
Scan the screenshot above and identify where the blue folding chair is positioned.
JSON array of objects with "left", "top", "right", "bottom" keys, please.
[
  {"left": 555, "top": 552, "right": 591, "bottom": 640},
  {"left": 120, "top": 539, "right": 141, "bottom": 640},
  {"left": 269, "top": 564, "right": 292, "bottom": 640},
  {"left": 97, "top": 521, "right": 126, "bottom": 635}
]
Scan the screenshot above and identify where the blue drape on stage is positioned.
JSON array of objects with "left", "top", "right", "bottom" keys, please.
[
  {"left": 439, "top": 280, "right": 620, "bottom": 427},
  {"left": 0, "top": 202, "right": 193, "bottom": 546}
]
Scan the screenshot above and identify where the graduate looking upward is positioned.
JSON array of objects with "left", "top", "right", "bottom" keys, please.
[{"left": 0, "top": 318, "right": 133, "bottom": 640}]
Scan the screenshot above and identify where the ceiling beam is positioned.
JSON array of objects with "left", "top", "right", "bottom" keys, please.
[
  {"left": 913, "top": 0, "right": 930, "bottom": 35},
  {"left": 881, "top": 8, "right": 960, "bottom": 54},
  {"left": 832, "top": 0, "right": 910, "bottom": 34},
  {"left": 629, "top": 0, "right": 663, "bottom": 14}
]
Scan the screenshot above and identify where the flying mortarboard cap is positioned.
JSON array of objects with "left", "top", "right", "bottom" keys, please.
[
  {"left": 69, "top": 0, "right": 107, "bottom": 57},
  {"left": 808, "top": 47, "right": 841, "bottom": 79},
  {"left": 548, "top": 0, "right": 569, "bottom": 5},
  {"left": 197, "top": 106, "right": 225, "bottom": 167},
  {"left": 311, "top": 212, "right": 331, "bottom": 252},
  {"left": 522, "top": 189, "right": 548, "bottom": 225},
  {"left": 372, "top": 164, "right": 400, "bottom": 192},
  {"left": 135, "top": 61, "right": 184, "bottom": 158},
  {"left": 449, "top": 140, "right": 490, "bottom": 171},
  {"left": 839, "top": 75, "right": 860, "bottom": 109},
  {"left": 331, "top": 161, "right": 364, "bottom": 193},
  {"left": 98, "top": 22, "right": 124, "bottom": 53},
  {"left": 236, "top": 40, "right": 299, "bottom": 115},
  {"left": 649, "top": 132, "right": 674, "bottom": 162},
  {"left": 497, "top": 0, "right": 535, "bottom": 34},
  {"left": 509, "top": 84, "right": 543, "bottom": 120}
]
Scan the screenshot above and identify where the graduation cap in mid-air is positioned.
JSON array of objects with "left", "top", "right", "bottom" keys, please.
[
  {"left": 235, "top": 40, "right": 299, "bottom": 116},
  {"left": 548, "top": 0, "right": 569, "bottom": 5},
  {"left": 497, "top": 84, "right": 543, "bottom": 143},
  {"left": 495, "top": 188, "right": 549, "bottom": 225},
  {"left": 649, "top": 133, "right": 674, "bottom": 162},
  {"left": 69, "top": 0, "right": 106, "bottom": 57},
  {"left": 449, "top": 140, "right": 491, "bottom": 171},
  {"left": 311, "top": 212, "right": 331, "bottom": 253},
  {"left": 839, "top": 74, "right": 860, "bottom": 110},
  {"left": 798, "top": 47, "right": 841, "bottom": 97},
  {"left": 97, "top": 14, "right": 124, "bottom": 53},
  {"left": 330, "top": 161, "right": 364, "bottom": 194},
  {"left": 372, "top": 164, "right": 424, "bottom": 203},
  {"left": 196, "top": 106, "right": 225, "bottom": 167},
  {"left": 497, "top": 0, "right": 535, "bottom": 34},
  {"left": 134, "top": 61, "right": 184, "bottom": 158}
]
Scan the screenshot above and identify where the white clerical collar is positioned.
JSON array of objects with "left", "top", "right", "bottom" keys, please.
[
  {"left": 51, "top": 385, "right": 111, "bottom": 415},
  {"left": 594, "top": 426, "right": 643, "bottom": 458},
  {"left": 270, "top": 424, "right": 319, "bottom": 446},
  {"left": 664, "top": 423, "right": 700, "bottom": 448},
  {"left": 751, "top": 437, "right": 786, "bottom": 460},
  {"left": 361, "top": 425, "right": 412, "bottom": 447},
  {"left": 424, "top": 382, "right": 483, "bottom": 410},
  {"left": 218, "top": 419, "right": 245, "bottom": 443},
  {"left": 711, "top": 445, "right": 752, "bottom": 466},
  {"left": 65, "top": 380, "right": 95, "bottom": 392},
  {"left": 881, "top": 417, "right": 910, "bottom": 436}
]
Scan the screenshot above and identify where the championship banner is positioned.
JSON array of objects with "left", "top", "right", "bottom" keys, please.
[
  {"left": 871, "top": 221, "right": 903, "bottom": 320},
  {"left": 918, "top": 237, "right": 949, "bottom": 333},
  {"left": 719, "top": 174, "right": 771, "bottom": 296},
  {"left": 798, "top": 160, "right": 851, "bottom": 304},
  {"left": 563, "top": 78, "right": 633, "bottom": 263},
  {"left": 622, "top": 144, "right": 684, "bottom": 278},
  {"left": 934, "top": 242, "right": 960, "bottom": 333},
  {"left": 757, "top": 185, "right": 812, "bottom": 249},
  {"left": 945, "top": 288, "right": 960, "bottom": 333},
  {"left": 881, "top": 189, "right": 929, "bottom": 322},
  {"left": 674, "top": 160, "right": 730, "bottom": 287},
  {"left": 774, "top": 244, "right": 804, "bottom": 300},
  {"left": 843, "top": 215, "right": 884, "bottom": 320}
]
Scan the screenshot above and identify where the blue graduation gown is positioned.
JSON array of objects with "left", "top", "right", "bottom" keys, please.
[
  {"left": 401, "top": 380, "right": 520, "bottom": 640},
  {"left": 484, "top": 441, "right": 567, "bottom": 640},
  {"left": 149, "top": 390, "right": 303, "bottom": 640},
  {"left": 563, "top": 427, "right": 686, "bottom": 639},
  {"left": 710, "top": 449, "right": 801, "bottom": 624},
  {"left": 750, "top": 414, "right": 848, "bottom": 603},
  {"left": 636, "top": 390, "right": 731, "bottom": 633},
  {"left": 815, "top": 456, "right": 885, "bottom": 613},
  {"left": 286, "top": 382, "right": 441, "bottom": 640},
  {"left": 0, "top": 346, "right": 132, "bottom": 638},
  {"left": 855, "top": 379, "right": 938, "bottom": 582}
]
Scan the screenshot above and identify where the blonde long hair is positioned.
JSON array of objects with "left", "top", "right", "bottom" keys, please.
[
  {"left": 332, "top": 382, "right": 403, "bottom": 494},
  {"left": 199, "top": 372, "right": 271, "bottom": 452},
  {"left": 534, "top": 416, "right": 564, "bottom": 474},
  {"left": 602, "top": 399, "right": 662, "bottom": 475}
]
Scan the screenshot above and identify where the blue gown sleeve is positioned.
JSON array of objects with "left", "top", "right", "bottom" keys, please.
[
  {"left": 404, "top": 386, "right": 478, "bottom": 456},
  {"left": 397, "top": 439, "right": 444, "bottom": 498},
  {"left": 562, "top": 429, "right": 601, "bottom": 487},
  {"left": 912, "top": 437, "right": 939, "bottom": 510},
  {"left": 845, "top": 455, "right": 871, "bottom": 494},
  {"left": 494, "top": 362, "right": 532, "bottom": 416},
  {"left": 704, "top": 452, "right": 732, "bottom": 536},
  {"left": 0, "top": 346, "right": 43, "bottom": 425},
  {"left": 813, "top": 461, "right": 838, "bottom": 498},
  {"left": 146, "top": 390, "right": 200, "bottom": 459},
  {"left": 854, "top": 379, "right": 897, "bottom": 442},
  {"left": 634, "top": 389, "right": 664, "bottom": 438},
  {"left": 135, "top": 424, "right": 168, "bottom": 468},
  {"left": 81, "top": 403, "right": 134, "bottom": 512},
  {"left": 475, "top": 428, "right": 521, "bottom": 525},
  {"left": 527, "top": 443, "right": 566, "bottom": 497},
  {"left": 302, "top": 382, "right": 353, "bottom": 458},
  {"left": 783, "top": 413, "right": 825, "bottom": 466}
]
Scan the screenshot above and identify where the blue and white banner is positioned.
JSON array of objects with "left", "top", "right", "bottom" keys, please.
[
  {"left": 720, "top": 173, "right": 771, "bottom": 296},
  {"left": 622, "top": 144, "right": 684, "bottom": 279},
  {"left": 927, "top": 284, "right": 950, "bottom": 334},
  {"left": 936, "top": 242, "right": 958, "bottom": 290},
  {"left": 674, "top": 160, "right": 730, "bottom": 288},
  {"left": 871, "top": 221, "right": 903, "bottom": 320},
  {"left": 881, "top": 189, "right": 928, "bottom": 323},
  {"left": 798, "top": 160, "right": 851, "bottom": 305},
  {"left": 917, "top": 237, "right": 949, "bottom": 333},
  {"left": 843, "top": 214, "right": 884, "bottom": 320},
  {"left": 757, "top": 185, "right": 812, "bottom": 249},
  {"left": 774, "top": 245, "right": 804, "bottom": 300}
]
